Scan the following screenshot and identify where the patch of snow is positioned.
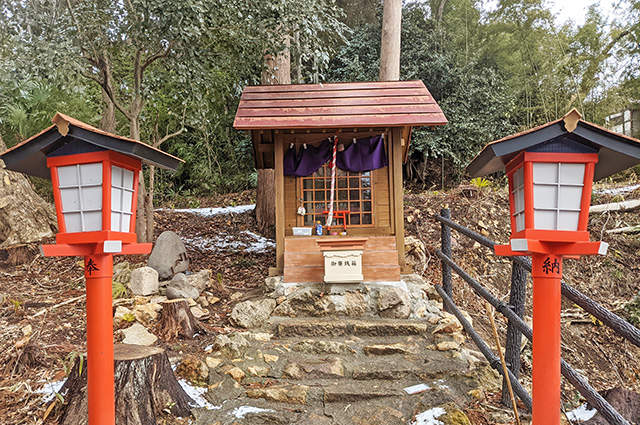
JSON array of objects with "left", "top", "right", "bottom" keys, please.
[
  {"left": 594, "top": 184, "right": 640, "bottom": 195},
  {"left": 244, "top": 231, "right": 276, "bottom": 253},
  {"left": 162, "top": 205, "right": 255, "bottom": 217},
  {"left": 404, "top": 383, "right": 431, "bottom": 394},
  {"left": 178, "top": 378, "right": 220, "bottom": 410},
  {"left": 182, "top": 230, "right": 274, "bottom": 254},
  {"left": 35, "top": 380, "right": 65, "bottom": 402},
  {"left": 412, "top": 407, "right": 446, "bottom": 425},
  {"left": 231, "top": 405, "right": 274, "bottom": 419},
  {"left": 566, "top": 404, "right": 598, "bottom": 422}
]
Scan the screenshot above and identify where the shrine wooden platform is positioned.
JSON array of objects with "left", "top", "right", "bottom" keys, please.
[{"left": 283, "top": 236, "right": 401, "bottom": 283}]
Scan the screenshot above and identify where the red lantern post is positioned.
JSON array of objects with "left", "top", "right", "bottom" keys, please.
[
  {"left": 0, "top": 113, "right": 182, "bottom": 424},
  {"left": 466, "top": 109, "right": 640, "bottom": 424}
]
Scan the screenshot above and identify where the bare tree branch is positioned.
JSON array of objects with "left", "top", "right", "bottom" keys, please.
[{"left": 141, "top": 42, "right": 172, "bottom": 73}]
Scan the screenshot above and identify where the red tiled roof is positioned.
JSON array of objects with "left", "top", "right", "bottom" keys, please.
[{"left": 234, "top": 80, "right": 448, "bottom": 130}]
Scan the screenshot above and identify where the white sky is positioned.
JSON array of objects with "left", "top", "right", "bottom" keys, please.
[{"left": 550, "top": 0, "right": 618, "bottom": 25}]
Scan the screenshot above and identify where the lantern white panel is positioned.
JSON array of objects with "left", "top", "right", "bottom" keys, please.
[
  {"left": 111, "top": 212, "right": 121, "bottom": 232},
  {"left": 111, "top": 187, "right": 122, "bottom": 211},
  {"left": 58, "top": 165, "right": 79, "bottom": 186},
  {"left": 79, "top": 163, "right": 102, "bottom": 185},
  {"left": 111, "top": 166, "right": 123, "bottom": 185},
  {"left": 84, "top": 211, "right": 102, "bottom": 231},
  {"left": 110, "top": 166, "right": 135, "bottom": 233},
  {"left": 533, "top": 163, "right": 558, "bottom": 183},
  {"left": 515, "top": 213, "right": 525, "bottom": 232},
  {"left": 558, "top": 211, "right": 580, "bottom": 231},
  {"left": 559, "top": 163, "right": 585, "bottom": 184},
  {"left": 81, "top": 186, "right": 102, "bottom": 211},
  {"left": 122, "top": 190, "right": 133, "bottom": 212},
  {"left": 121, "top": 214, "right": 131, "bottom": 232},
  {"left": 533, "top": 185, "right": 558, "bottom": 209},
  {"left": 559, "top": 186, "right": 583, "bottom": 210},
  {"left": 123, "top": 169, "right": 134, "bottom": 189},
  {"left": 64, "top": 212, "right": 83, "bottom": 233},
  {"left": 60, "top": 188, "right": 81, "bottom": 212},
  {"left": 534, "top": 210, "right": 557, "bottom": 230}
]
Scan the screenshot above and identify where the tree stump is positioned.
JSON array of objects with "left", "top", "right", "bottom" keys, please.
[
  {"left": 57, "top": 344, "right": 193, "bottom": 425},
  {"left": 157, "top": 299, "right": 204, "bottom": 340}
]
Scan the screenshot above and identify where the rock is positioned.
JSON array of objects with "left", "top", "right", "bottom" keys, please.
[
  {"left": 340, "top": 291, "right": 367, "bottom": 317},
  {"left": 211, "top": 333, "right": 250, "bottom": 358},
  {"left": 166, "top": 275, "right": 200, "bottom": 300},
  {"left": 438, "top": 403, "right": 472, "bottom": 425},
  {"left": 148, "top": 231, "right": 189, "bottom": 279},
  {"left": 293, "top": 340, "right": 355, "bottom": 355},
  {"left": 263, "top": 354, "right": 279, "bottom": 363},
  {"left": 433, "top": 312, "right": 464, "bottom": 334},
  {"left": 264, "top": 276, "right": 282, "bottom": 293},
  {"left": 283, "top": 363, "right": 304, "bottom": 379},
  {"left": 204, "top": 375, "right": 245, "bottom": 406},
  {"left": 120, "top": 323, "right": 157, "bottom": 346},
  {"left": 132, "top": 303, "right": 161, "bottom": 326},
  {"left": 113, "top": 261, "right": 132, "bottom": 284},
  {"left": 190, "top": 305, "right": 209, "bottom": 319},
  {"left": 377, "top": 287, "right": 411, "bottom": 319},
  {"left": 220, "top": 364, "right": 245, "bottom": 381},
  {"left": 302, "top": 358, "right": 344, "bottom": 378},
  {"left": 404, "top": 236, "right": 428, "bottom": 273},
  {"left": 363, "top": 343, "right": 417, "bottom": 355},
  {"left": 230, "top": 298, "right": 276, "bottom": 328},
  {"left": 188, "top": 270, "right": 211, "bottom": 292},
  {"left": 584, "top": 387, "right": 640, "bottom": 425},
  {"left": 247, "top": 366, "right": 269, "bottom": 377},
  {"left": 205, "top": 357, "right": 224, "bottom": 370},
  {"left": 113, "top": 306, "right": 134, "bottom": 328},
  {"left": 437, "top": 341, "right": 461, "bottom": 351},
  {"left": 21, "top": 324, "right": 32, "bottom": 337},
  {"left": 176, "top": 354, "right": 209, "bottom": 383},
  {"left": 229, "top": 292, "right": 244, "bottom": 302},
  {"left": 246, "top": 384, "right": 309, "bottom": 405},
  {"left": 128, "top": 267, "right": 159, "bottom": 296}
]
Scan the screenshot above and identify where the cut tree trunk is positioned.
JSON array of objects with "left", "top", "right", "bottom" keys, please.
[
  {"left": 57, "top": 344, "right": 193, "bottom": 425},
  {"left": 255, "top": 168, "right": 276, "bottom": 235},
  {"left": 157, "top": 299, "right": 204, "bottom": 340},
  {"left": 0, "top": 135, "right": 57, "bottom": 249}
]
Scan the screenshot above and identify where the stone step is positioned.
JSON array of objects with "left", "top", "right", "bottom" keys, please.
[
  {"left": 269, "top": 317, "right": 431, "bottom": 338},
  {"left": 323, "top": 382, "right": 402, "bottom": 403}
]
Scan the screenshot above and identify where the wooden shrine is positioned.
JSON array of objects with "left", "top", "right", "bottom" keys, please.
[{"left": 234, "top": 81, "right": 447, "bottom": 283}]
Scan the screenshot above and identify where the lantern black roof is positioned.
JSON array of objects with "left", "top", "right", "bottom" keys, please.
[
  {"left": 0, "top": 113, "right": 183, "bottom": 179},
  {"left": 467, "top": 109, "right": 640, "bottom": 181}
]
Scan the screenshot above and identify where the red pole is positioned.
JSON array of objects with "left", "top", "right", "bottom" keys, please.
[
  {"left": 84, "top": 254, "right": 115, "bottom": 425},
  {"left": 531, "top": 252, "right": 563, "bottom": 425}
]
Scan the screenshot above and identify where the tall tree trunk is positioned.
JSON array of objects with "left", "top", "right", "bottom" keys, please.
[
  {"left": 256, "top": 35, "right": 291, "bottom": 235},
  {"left": 99, "top": 89, "right": 116, "bottom": 133},
  {"left": 379, "top": 0, "right": 402, "bottom": 81}
]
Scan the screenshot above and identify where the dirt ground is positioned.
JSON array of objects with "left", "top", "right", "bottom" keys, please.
[{"left": 1, "top": 184, "right": 639, "bottom": 424}]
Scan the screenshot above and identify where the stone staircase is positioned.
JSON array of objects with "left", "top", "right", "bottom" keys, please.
[{"left": 191, "top": 315, "right": 502, "bottom": 425}]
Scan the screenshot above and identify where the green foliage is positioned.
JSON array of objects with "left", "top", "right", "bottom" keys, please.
[
  {"left": 470, "top": 177, "right": 491, "bottom": 189},
  {"left": 112, "top": 281, "right": 128, "bottom": 299},
  {"left": 625, "top": 292, "right": 640, "bottom": 327}
]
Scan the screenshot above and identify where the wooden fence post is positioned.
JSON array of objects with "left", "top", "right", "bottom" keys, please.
[
  {"left": 441, "top": 208, "right": 452, "bottom": 311},
  {"left": 502, "top": 260, "right": 527, "bottom": 407}
]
